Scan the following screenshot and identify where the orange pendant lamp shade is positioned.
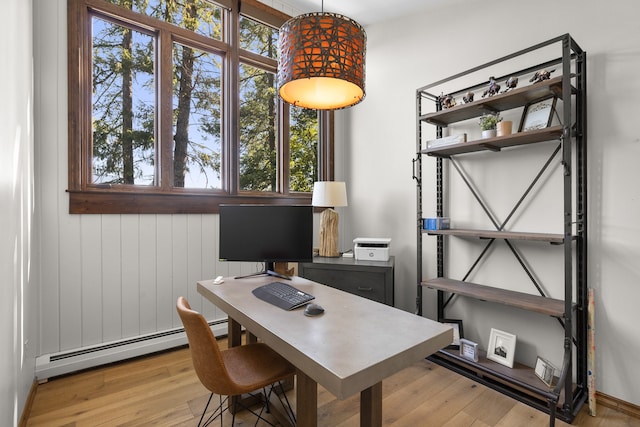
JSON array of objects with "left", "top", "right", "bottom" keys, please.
[{"left": 278, "top": 12, "right": 366, "bottom": 110}]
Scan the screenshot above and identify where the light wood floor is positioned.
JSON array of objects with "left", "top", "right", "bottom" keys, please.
[{"left": 26, "top": 340, "right": 639, "bottom": 427}]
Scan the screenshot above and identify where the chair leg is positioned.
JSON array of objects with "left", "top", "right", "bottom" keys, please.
[
  {"left": 219, "top": 395, "right": 224, "bottom": 427},
  {"left": 198, "top": 393, "right": 213, "bottom": 427},
  {"left": 222, "top": 384, "right": 296, "bottom": 427},
  {"left": 278, "top": 381, "right": 296, "bottom": 424},
  {"left": 261, "top": 381, "right": 296, "bottom": 426},
  {"left": 199, "top": 394, "right": 228, "bottom": 427}
]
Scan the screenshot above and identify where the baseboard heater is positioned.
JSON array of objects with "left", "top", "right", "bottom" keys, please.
[{"left": 36, "top": 319, "right": 228, "bottom": 381}]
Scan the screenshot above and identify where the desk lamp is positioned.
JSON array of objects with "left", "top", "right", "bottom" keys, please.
[{"left": 312, "top": 181, "right": 348, "bottom": 257}]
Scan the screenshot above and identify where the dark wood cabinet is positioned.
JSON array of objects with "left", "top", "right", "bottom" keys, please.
[{"left": 298, "top": 256, "right": 394, "bottom": 306}]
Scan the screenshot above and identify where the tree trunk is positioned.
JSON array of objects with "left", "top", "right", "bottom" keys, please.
[
  {"left": 173, "top": 1, "right": 198, "bottom": 187},
  {"left": 121, "top": 27, "right": 134, "bottom": 184}
]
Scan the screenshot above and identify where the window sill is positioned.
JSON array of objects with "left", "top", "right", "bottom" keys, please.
[{"left": 68, "top": 190, "right": 312, "bottom": 214}]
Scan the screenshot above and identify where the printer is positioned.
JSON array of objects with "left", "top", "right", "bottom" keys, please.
[{"left": 353, "top": 237, "right": 391, "bottom": 261}]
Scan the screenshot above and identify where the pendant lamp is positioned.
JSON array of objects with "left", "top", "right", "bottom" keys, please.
[{"left": 277, "top": 4, "right": 366, "bottom": 110}]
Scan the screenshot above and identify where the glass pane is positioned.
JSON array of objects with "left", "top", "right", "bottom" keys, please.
[
  {"left": 239, "top": 16, "right": 278, "bottom": 59},
  {"left": 105, "top": 0, "right": 223, "bottom": 40},
  {"left": 173, "top": 43, "right": 223, "bottom": 189},
  {"left": 91, "top": 16, "right": 156, "bottom": 185},
  {"left": 289, "top": 107, "right": 318, "bottom": 192},
  {"left": 239, "top": 63, "right": 277, "bottom": 191}
]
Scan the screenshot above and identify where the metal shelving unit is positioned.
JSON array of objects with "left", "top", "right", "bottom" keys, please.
[{"left": 413, "top": 34, "right": 587, "bottom": 425}]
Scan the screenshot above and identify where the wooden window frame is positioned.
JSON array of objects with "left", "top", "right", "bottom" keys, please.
[{"left": 67, "top": 0, "right": 334, "bottom": 214}]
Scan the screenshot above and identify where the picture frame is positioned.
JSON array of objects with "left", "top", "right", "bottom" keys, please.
[
  {"left": 459, "top": 338, "right": 478, "bottom": 362},
  {"left": 518, "top": 96, "right": 556, "bottom": 132},
  {"left": 535, "top": 356, "right": 558, "bottom": 387},
  {"left": 441, "top": 319, "right": 463, "bottom": 349},
  {"left": 487, "top": 328, "right": 516, "bottom": 368}
]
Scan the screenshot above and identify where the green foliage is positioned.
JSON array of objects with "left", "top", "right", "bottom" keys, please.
[
  {"left": 479, "top": 113, "right": 502, "bottom": 130},
  {"left": 92, "top": 0, "right": 317, "bottom": 191},
  {"left": 92, "top": 17, "right": 156, "bottom": 185},
  {"left": 289, "top": 107, "right": 318, "bottom": 192},
  {"left": 238, "top": 63, "right": 277, "bottom": 191}
]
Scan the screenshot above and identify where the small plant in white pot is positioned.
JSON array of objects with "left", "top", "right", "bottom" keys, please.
[{"left": 479, "top": 113, "right": 502, "bottom": 138}]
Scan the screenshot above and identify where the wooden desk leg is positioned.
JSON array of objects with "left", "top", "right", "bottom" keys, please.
[
  {"left": 360, "top": 381, "right": 382, "bottom": 427},
  {"left": 247, "top": 332, "right": 258, "bottom": 344},
  {"left": 227, "top": 317, "right": 245, "bottom": 414},
  {"left": 228, "top": 317, "right": 242, "bottom": 348},
  {"left": 296, "top": 369, "right": 318, "bottom": 427}
]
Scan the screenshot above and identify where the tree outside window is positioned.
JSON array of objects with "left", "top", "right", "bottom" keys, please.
[{"left": 68, "top": 0, "right": 333, "bottom": 214}]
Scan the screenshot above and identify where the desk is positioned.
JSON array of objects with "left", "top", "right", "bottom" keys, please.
[{"left": 197, "top": 276, "right": 452, "bottom": 427}]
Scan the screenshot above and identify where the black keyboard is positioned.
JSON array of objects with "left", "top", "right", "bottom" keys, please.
[{"left": 252, "top": 281, "right": 315, "bottom": 310}]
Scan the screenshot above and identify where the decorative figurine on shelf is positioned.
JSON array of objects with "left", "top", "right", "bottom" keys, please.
[
  {"left": 503, "top": 76, "right": 519, "bottom": 92},
  {"left": 463, "top": 91, "right": 475, "bottom": 103},
  {"left": 530, "top": 69, "right": 556, "bottom": 83},
  {"left": 482, "top": 76, "right": 501, "bottom": 97},
  {"left": 439, "top": 93, "right": 456, "bottom": 109}
]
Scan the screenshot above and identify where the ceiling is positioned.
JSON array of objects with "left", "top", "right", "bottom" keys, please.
[{"left": 279, "top": 0, "right": 447, "bottom": 26}]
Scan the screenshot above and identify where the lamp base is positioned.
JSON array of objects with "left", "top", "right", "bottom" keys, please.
[{"left": 318, "top": 208, "right": 340, "bottom": 258}]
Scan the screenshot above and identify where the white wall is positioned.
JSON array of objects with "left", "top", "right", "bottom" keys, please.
[
  {"left": 1, "top": 0, "right": 37, "bottom": 424},
  {"left": 341, "top": 0, "right": 640, "bottom": 407},
  {"left": 33, "top": 1, "right": 288, "bottom": 363}
]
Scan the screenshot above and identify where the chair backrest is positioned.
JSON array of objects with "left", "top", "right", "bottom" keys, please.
[{"left": 176, "top": 296, "right": 237, "bottom": 395}]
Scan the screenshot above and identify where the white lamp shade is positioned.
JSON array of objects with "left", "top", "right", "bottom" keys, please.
[{"left": 312, "top": 181, "right": 348, "bottom": 207}]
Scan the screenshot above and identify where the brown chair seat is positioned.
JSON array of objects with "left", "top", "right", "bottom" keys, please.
[
  {"left": 221, "top": 344, "right": 295, "bottom": 393},
  {"left": 177, "top": 296, "right": 296, "bottom": 426}
]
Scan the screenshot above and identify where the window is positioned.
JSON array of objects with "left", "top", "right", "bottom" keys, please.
[{"left": 67, "top": 0, "right": 334, "bottom": 213}]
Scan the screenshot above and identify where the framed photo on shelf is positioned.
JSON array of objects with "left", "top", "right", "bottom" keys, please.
[
  {"left": 459, "top": 338, "right": 478, "bottom": 362},
  {"left": 535, "top": 356, "right": 558, "bottom": 387},
  {"left": 487, "top": 328, "right": 517, "bottom": 368},
  {"left": 519, "top": 96, "right": 556, "bottom": 132},
  {"left": 441, "top": 319, "right": 463, "bottom": 349}
]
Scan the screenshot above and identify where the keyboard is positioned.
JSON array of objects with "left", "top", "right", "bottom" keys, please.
[{"left": 252, "top": 281, "right": 315, "bottom": 310}]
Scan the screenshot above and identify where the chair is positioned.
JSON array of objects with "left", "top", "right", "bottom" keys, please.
[{"left": 177, "top": 296, "right": 296, "bottom": 427}]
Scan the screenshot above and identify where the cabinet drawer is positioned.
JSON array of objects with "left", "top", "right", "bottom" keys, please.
[{"left": 300, "top": 267, "right": 388, "bottom": 304}]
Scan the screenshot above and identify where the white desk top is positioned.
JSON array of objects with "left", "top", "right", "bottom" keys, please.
[{"left": 198, "top": 275, "right": 452, "bottom": 400}]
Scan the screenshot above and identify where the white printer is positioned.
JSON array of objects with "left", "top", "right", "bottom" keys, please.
[{"left": 353, "top": 237, "right": 391, "bottom": 261}]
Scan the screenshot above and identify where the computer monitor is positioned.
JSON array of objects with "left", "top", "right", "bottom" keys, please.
[{"left": 219, "top": 204, "right": 313, "bottom": 279}]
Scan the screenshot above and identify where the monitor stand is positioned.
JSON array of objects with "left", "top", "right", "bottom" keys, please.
[{"left": 234, "top": 262, "right": 292, "bottom": 280}]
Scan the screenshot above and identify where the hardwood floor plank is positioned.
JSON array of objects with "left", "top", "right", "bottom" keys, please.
[
  {"left": 25, "top": 343, "right": 639, "bottom": 427},
  {"left": 29, "top": 369, "right": 198, "bottom": 426},
  {"left": 380, "top": 361, "right": 454, "bottom": 425},
  {"left": 389, "top": 376, "right": 486, "bottom": 426},
  {"left": 495, "top": 403, "right": 557, "bottom": 427},
  {"left": 573, "top": 405, "right": 640, "bottom": 427},
  {"left": 442, "top": 411, "right": 489, "bottom": 427},
  {"left": 459, "top": 386, "right": 517, "bottom": 425}
]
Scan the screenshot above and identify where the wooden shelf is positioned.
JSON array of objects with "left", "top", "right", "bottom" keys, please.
[
  {"left": 421, "top": 277, "right": 568, "bottom": 317},
  {"left": 419, "top": 76, "right": 573, "bottom": 126},
  {"left": 425, "top": 228, "right": 565, "bottom": 244},
  {"left": 422, "top": 125, "right": 563, "bottom": 157},
  {"left": 431, "top": 348, "right": 570, "bottom": 405}
]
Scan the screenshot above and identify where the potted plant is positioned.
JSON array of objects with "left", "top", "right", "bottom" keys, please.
[{"left": 479, "top": 113, "right": 502, "bottom": 138}]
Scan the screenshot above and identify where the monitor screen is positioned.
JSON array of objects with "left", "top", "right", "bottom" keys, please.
[{"left": 219, "top": 204, "right": 313, "bottom": 264}]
